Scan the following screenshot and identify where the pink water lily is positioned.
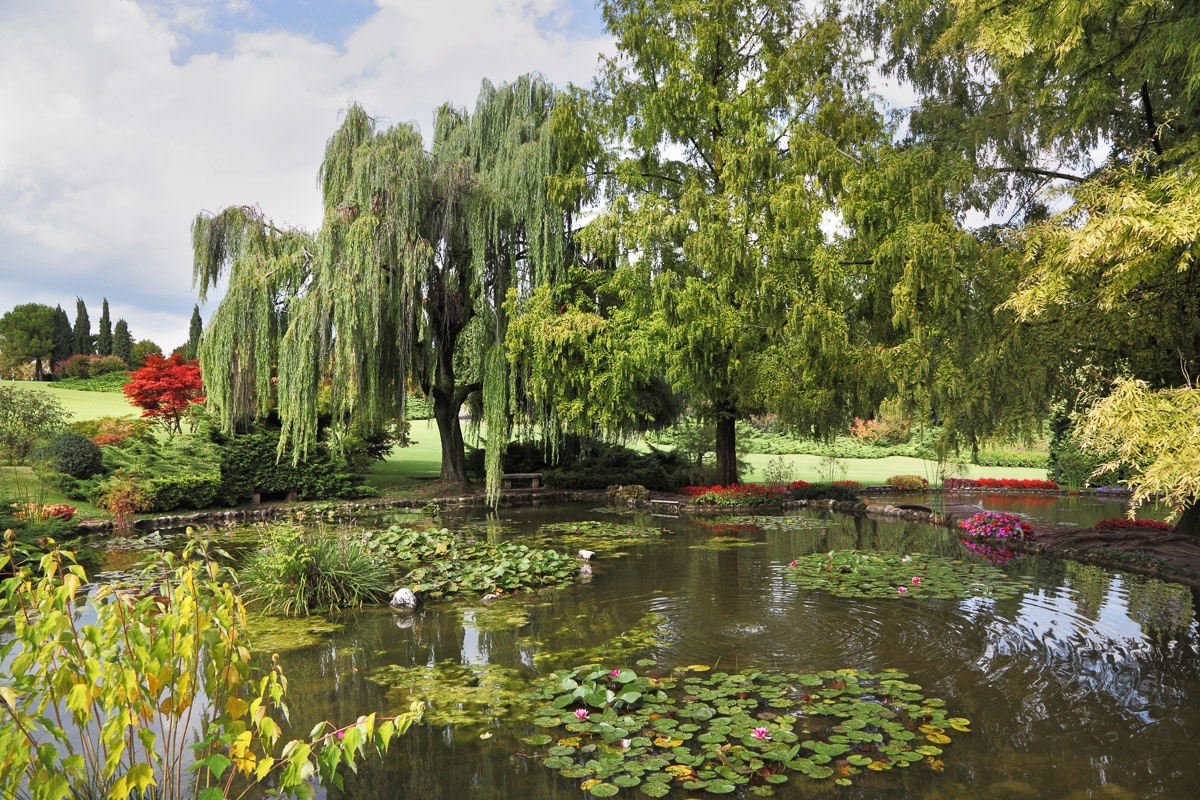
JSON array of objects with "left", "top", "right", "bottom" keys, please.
[
  {"left": 574, "top": 709, "right": 589, "bottom": 720},
  {"left": 911, "top": 577, "right": 921, "bottom": 585},
  {"left": 620, "top": 739, "right": 632, "bottom": 748},
  {"left": 751, "top": 727, "right": 771, "bottom": 740},
  {"left": 897, "top": 586, "right": 908, "bottom": 594},
  {"left": 610, "top": 669, "right": 621, "bottom": 678},
  {"left": 789, "top": 560, "right": 797, "bottom": 568}
]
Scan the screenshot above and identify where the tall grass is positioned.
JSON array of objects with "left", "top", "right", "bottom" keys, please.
[{"left": 240, "top": 525, "right": 393, "bottom": 615}]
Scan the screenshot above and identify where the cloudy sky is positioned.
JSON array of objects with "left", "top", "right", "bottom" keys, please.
[{"left": 0, "top": 0, "right": 612, "bottom": 352}]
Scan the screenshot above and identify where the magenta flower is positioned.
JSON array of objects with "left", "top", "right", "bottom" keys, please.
[
  {"left": 574, "top": 709, "right": 589, "bottom": 720},
  {"left": 911, "top": 577, "right": 921, "bottom": 585},
  {"left": 751, "top": 727, "right": 771, "bottom": 740},
  {"left": 897, "top": 586, "right": 908, "bottom": 594},
  {"left": 789, "top": 560, "right": 797, "bottom": 568},
  {"left": 610, "top": 669, "right": 621, "bottom": 678}
]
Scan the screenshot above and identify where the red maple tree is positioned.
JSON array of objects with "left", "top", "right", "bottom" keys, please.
[{"left": 122, "top": 353, "right": 205, "bottom": 434}]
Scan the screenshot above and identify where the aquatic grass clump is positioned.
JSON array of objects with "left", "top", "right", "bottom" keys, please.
[
  {"left": 241, "top": 524, "right": 392, "bottom": 615},
  {"left": 785, "top": 550, "right": 1027, "bottom": 599},
  {"left": 523, "top": 664, "right": 969, "bottom": 795}
]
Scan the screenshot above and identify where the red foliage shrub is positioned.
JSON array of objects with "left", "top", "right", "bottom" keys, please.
[{"left": 122, "top": 353, "right": 204, "bottom": 434}]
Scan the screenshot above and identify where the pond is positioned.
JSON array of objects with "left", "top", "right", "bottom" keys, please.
[
  {"left": 875, "top": 490, "right": 1172, "bottom": 529},
  {"left": 217, "top": 502, "right": 1200, "bottom": 800}
]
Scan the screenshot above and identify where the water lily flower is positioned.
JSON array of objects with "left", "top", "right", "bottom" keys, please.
[
  {"left": 911, "top": 577, "right": 921, "bottom": 585},
  {"left": 620, "top": 739, "right": 631, "bottom": 749},
  {"left": 610, "top": 669, "right": 621, "bottom": 678},
  {"left": 897, "top": 586, "right": 908, "bottom": 594},
  {"left": 751, "top": 727, "right": 771, "bottom": 740},
  {"left": 789, "top": 560, "right": 797, "bottom": 567},
  {"left": 574, "top": 709, "right": 589, "bottom": 720}
]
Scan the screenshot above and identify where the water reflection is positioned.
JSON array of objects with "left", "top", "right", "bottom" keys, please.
[{"left": 63, "top": 502, "right": 1200, "bottom": 799}]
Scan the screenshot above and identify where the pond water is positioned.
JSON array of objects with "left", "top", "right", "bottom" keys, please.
[
  {"left": 874, "top": 491, "right": 1171, "bottom": 529},
  {"left": 226, "top": 502, "right": 1200, "bottom": 800}
]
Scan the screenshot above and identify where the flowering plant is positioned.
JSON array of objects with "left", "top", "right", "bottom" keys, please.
[
  {"left": 959, "top": 511, "right": 1034, "bottom": 541},
  {"left": 685, "top": 483, "right": 785, "bottom": 506},
  {"left": 944, "top": 478, "right": 1058, "bottom": 491},
  {"left": 1094, "top": 517, "right": 1173, "bottom": 532},
  {"left": 10, "top": 502, "right": 76, "bottom": 523}
]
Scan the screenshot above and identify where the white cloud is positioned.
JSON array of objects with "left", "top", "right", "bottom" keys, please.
[{"left": 0, "top": 0, "right": 612, "bottom": 350}]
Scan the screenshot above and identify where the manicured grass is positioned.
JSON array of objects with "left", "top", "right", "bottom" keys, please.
[
  {"left": 365, "top": 419, "right": 456, "bottom": 489},
  {"left": 741, "top": 452, "right": 1048, "bottom": 486},
  {"left": 1, "top": 380, "right": 137, "bottom": 421}
]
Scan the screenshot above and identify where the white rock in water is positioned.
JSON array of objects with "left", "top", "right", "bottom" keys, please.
[
  {"left": 578, "top": 549, "right": 595, "bottom": 561},
  {"left": 390, "top": 587, "right": 420, "bottom": 609}
]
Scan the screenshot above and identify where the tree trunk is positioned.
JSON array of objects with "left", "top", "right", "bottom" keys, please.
[
  {"left": 714, "top": 413, "right": 738, "bottom": 485},
  {"left": 1174, "top": 501, "right": 1200, "bottom": 537},
  {"left": 432, "top": 387, "right": 468, "bottom": 485}
]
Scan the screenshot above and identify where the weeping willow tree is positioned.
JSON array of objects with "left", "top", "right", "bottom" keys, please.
[{"left": 193, "top": 75, "right": 587, "bottom": 499}]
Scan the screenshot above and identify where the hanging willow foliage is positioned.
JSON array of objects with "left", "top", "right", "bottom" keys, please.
[{"left": 192, "top": 75, "right": 589, "bottom": 502}]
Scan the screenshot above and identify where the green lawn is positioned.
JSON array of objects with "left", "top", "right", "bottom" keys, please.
[
  {"left": 741, "top": 452, "right": 1048, "bottom": 486},
  {"left": 1, "top": 380, "right": 137, "bottom": 421},
  {"left": 366, "top": 419, "right": 454, "bottom": 487}
]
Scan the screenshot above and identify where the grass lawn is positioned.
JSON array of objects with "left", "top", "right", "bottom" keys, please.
[
  {"left": 741, "top": 452, "right": 1048, "bottom": 486},
  {"left": 1, "top": 465, "right": 109, "bottom": 518},
  {"left": 1, "top": 380, "right": 137, "bottom": 421},
  {"left": 365, "top": 419, "right": 457, "bottom": 492}
]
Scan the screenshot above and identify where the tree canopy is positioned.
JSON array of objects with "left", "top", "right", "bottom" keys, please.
[{"left": 0, "top": 303, "right": 58, "bottom": 381}]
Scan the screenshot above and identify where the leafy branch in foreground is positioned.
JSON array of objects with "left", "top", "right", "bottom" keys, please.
[{"left": 0, "top": 534, "right": 422, "bottom": 800}]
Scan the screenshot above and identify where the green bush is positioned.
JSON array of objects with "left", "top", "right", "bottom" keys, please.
[
  {"left": 241, "top": 525, "right": 392, "bottom": 615},
  {"left": 69, "top": 415, "right": 154, "bottom": 448},
  {"left": 33, "top": 431, "right": 103, "bottom": 479},
  {"left": 973, "top": 449, "right": 1050, "bottom": 469},
  {"left": 209, "top": 425, "right": 376, "bottom": 504},
  {"left": 790, "top": 483, "right": 864, "bottom": 503},
  {"left": 52, "top": 371, "right": 129, "bottom": 392},
  {"left": 543, "top": 442, "right": 689, "bottom": 491},
  {"left": 0, "top": 386, "right": 70, "bottom": 463},
  {"left": 886, "top": 474, "right": 929, "bottom": 491}
]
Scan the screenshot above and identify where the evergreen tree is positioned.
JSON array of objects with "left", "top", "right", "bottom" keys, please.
[
  {"left": 0, "top": 303, "right": 57, "bottom": 381},
  {"left": 51, "top": 305, "right": 72, "bottom": 371},
  {"left": 186, "top": 305, "right": 203, "bottom": 360},
  {"left": 72, "top": 298, "right": 92, "bottom": 355},
  {"left": 96, "top": 298, "right": 112, "bottom": 356},
  {"left": 113, "top": 319, "right": 133, "bottom": 366}
]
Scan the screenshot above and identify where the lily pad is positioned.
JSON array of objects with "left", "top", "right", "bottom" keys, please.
[
  {"left": 784, "top": 550, "right": 1027, "bottom": 600},
  {"left": 521, "top": 663, "right": 969, "bottom": 793}
]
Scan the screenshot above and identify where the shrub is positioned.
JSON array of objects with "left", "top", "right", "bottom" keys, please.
[
  {"left": 209, "top": 425, "right": 375, "bottom": 504},
  {"left": 240, "top": 525, "right": 393, "bottom": 615},
  {"left": 942, "top": 478, "right": 1058, "bottom": 491},
  {"left": 69, "top": 415, "right": 154, "bottom": 448},
  {"left": 1094, "top": 517, "right": 1173, "bottom": 532},
  {"left": 97, "top": 471, "right": 150, "bottom": 529},
  {"left": 0, "top": 539, "right": 421, "bottom": 797},
  {"left": 51, "top": 371, "right": 130, "bottom": 393},
  {"left": 789, "top": 483, "right": 864, "bottom": 502},
  {"left": 54, "top": 353, "right": 95, "bottom": 379},
  {"left": 32, "top": 431, "right": 104, "bottom": 479},
  {"left": 0, "top": 386, "right": 70, "bottom": 463},
  {"left": 959, "top": 511, "right": 1034, "bottom": 541},
  {"left": 886, "top": 474, "right": 929, "bottom": 491},
  {"left": 973, "top": 449, "right": 1050, "bottom": 469},
  {"left": 543, "top": 442, "right": 689, "bottom": 491}
]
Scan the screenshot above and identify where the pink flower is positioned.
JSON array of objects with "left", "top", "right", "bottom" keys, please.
[
  {"left": 751, "top": 727, "right": 771, "bottom": 740},
  {"left": 620, "top": 739, "right": 631, "bottom": 748},
  {"left": 911, "top": 577, "right": 921, "bottom": 585},
  {"left": 574, "top": 709, "right": 589, "bottom": 720},
  {"left": 789, "top": 560, "right": 797, "bottom": 568},
  {"left": 897, "top": 587, "right": 908, "bottom": 594},
  {"left": 610, "top": 669, "right": 621, "bottom": 678}
]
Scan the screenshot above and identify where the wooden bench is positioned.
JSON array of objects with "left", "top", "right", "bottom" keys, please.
[{"left": 501, "top": 473, "right": 542, "bottom": 490}]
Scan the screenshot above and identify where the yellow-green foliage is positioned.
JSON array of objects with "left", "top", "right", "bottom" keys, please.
[{"left": 0, "top": 536, "right": 421, "bottom": 800}]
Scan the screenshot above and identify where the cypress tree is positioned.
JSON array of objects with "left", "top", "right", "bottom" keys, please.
[
  {"left": 51, "top": 305, "right": 73, "bottom": 371},
  {"left": 72, "top": 298, "right": 92, "bottom": 355},
  {"left": 97, "top": 298, "right": 112, "bottom": 355},
  {"left": 186, "top": 305, "right": 203, "bottom": 360},
  {"left": 113, "top": 319, "right": 133, "bottom": 365}
]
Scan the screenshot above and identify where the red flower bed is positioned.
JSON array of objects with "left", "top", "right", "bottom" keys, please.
[
  {"left": 684, "top": 483, "right": 786, "bottom": 505},
  {"left": 787, "top": 480, "right": 811, "bottom": 490},
  {"left": 1094, "top": 517, "right": 1173, "bottom": 532},
  {"left": 943, "top": 478, "right": 1058, "bottom": 491}
]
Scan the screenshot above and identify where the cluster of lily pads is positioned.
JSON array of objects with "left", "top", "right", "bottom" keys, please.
[
  {"left": 362, "top": 526, "right": 577, "bottom": 599},
  {"left": 522, "top": 663, "right": 968, "bottom": 796},
  {"left": 784, "top": 550, "right": 1027, "bottom": 599},
  {"left": 530, "top": 520, "right": 672, "bottom": 558}
]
